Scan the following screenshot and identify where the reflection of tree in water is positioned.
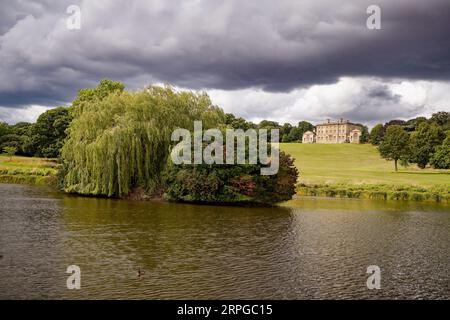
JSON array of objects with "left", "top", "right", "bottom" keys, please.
[{"left": 60, "top": 195, "right": 295, "bottom": 298}]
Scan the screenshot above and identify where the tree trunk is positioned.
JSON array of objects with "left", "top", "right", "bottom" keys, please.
[{"left": 394, "top": 159, "right": 398, "bottom": 172}]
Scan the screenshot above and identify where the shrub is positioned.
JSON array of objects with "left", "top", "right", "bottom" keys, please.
[{"left": 164, "top": 151, "right": 299, "bottom": 205}]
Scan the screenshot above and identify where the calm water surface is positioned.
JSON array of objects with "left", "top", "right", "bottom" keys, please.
[{"left": 0, "top": 183, "right": 449, "bottom": 299}]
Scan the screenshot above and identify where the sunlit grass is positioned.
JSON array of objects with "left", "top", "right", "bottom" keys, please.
[
  {"left": 0, "top": 155, "right": 58, "bottom": 185},
  {"left": 280, "top": 143, "right": 450, "bottom": 187}
]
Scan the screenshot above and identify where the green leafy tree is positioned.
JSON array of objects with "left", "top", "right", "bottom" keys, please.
[
  {"left": 369, "top": 123, "right": 385, "bottom": 145},
  {"left": 405, "top": 117, "right": 427, "bottom": 132},
  {"left": 287, "top": 127, "right": 303, "bottom": 142},
  {"left": 0, "top": 134, "right": 28, "bottom": 155},
  {"left": 71, "top": 79, "right": 125, "bottom": 113},
  {"left": 225, "top": 113, "right": 255, "bottom": 130},
  {"left": 0, "top": 122, "right": 11, "bottom": 137},
  {"left": 280, "top": 123, "right": 293, "bottom": 137},
  {"left": 61, "top": 85, "right": 225, "bottom": 197},
  {"left": 430, "top": 111, "right": 450, "bottom": 128},
  {"left": 258, "top": 120, "right": 280, "bottom": 130},
  {"left": 297, "top": 121, "right": 314, "bottom": 142},
  {"left": 24, "top": 107, "right": 72, "bottom": 158},
  {"left": 2, "top": 146, "right": 17, "bottom": 161},
  {"left": 384, "top": 119, "right": 406, "bottom": 129},
  {"left": 355, "top": 124, "right": 369, "bottom": 143},
  {"left": 430, "top": 133, "right": 450, "bottom": 169},
  {"left": 409, "top": 122, "right": 445, "bottom": 168},
  {"left": 378, "top": 125, "right": 410, "bottom": 171},
  {"left": 165, "top": 151, "right": 299, "bottom": 205},
  {"left": 10, "top": 122, "right": 32, "bottom": 136}
]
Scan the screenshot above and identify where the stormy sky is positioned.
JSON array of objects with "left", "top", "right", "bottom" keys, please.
[{"left": 0, "top": 0, "right": 449, "bottom": 126}]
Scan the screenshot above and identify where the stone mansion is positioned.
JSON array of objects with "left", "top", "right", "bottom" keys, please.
[{"left": 302, "top": 119, "right": 363, "bottom": 144}]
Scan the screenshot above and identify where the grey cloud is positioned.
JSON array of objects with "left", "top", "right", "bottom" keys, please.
[{"left": 0, "top": 0, "right": 449, "bottom": 115}]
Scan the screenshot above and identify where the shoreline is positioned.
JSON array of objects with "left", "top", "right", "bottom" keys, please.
[
  {"left": 296, "top": 183, "right": 450, "bottom": 203},
  {"left": 1, "top": 174, "right": 448, "bottom": 204}
]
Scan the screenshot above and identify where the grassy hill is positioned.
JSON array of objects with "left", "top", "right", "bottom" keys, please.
[
  {"left": 280, "top": 143, "right": 449, "bottom": 186},
  {"left": 280, "top": 143, "right": 449, "bottom": 202}
]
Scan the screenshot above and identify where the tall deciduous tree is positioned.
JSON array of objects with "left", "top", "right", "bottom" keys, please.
[
  {"left": 61, "top": 85, "right": 225, "bottom": 197},
  {"left": 409, "top": 122, "right": 445, "bottom": 168},
  {"left": 369, "top": 123, "right": 385, "bottom": 145},
  {"left": 430, "top": 133, "right": 450, "bottom": 169},
  {"left": 378, "top": 125, "right": 410, "bottom": 171},
  {"left": 297, "top": 121, "right": 314, "bottom": 142},
  {"left": 24, "top": 107, "right": 72, "bottom": 158}
]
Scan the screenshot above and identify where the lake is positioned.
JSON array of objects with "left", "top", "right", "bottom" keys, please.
[{"left": 0, "top": 183, "right": 449, "bottom": 299}]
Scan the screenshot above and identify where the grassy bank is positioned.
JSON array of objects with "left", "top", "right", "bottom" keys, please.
[
  {"left": 1, "top": 145, "right": 449, "bottom": 203},
  {"left": 281, "top": 143, "right": 450, "bottom": 202},
  {"left": 0, "top": 155, "right": 58, "bottom": 186}
]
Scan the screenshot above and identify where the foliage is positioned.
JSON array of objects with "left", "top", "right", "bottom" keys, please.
[
  {"left": 0, "top": 134, "right": 28, "bottom": 155},
  {"left": 71, "top": 79, "right": 125, "bottom": 111},
  {"left": 2, "top": 146, "right": 17, "bottom": 160},
  {"left": 356, "top": 124, "right": 369, "bottom": 143},
  {"left": 369, "top": 123, "right": 384, "bottom": 145},
  {"left": 23, "top": 107, "right": 71, "bottom": 158},
  {"left": 296, "top": 183, "right": 450, "bottom": 203},
  {"left": 405, "top": 117, "right": 427, "bottom": 132},
  {"left": 430, "top": 111, "right": 450, "bottom": 130},
  {"left": 0, "top": 122, "right": 10, "bottom": 136},
  {"left": 378, "top": 125, "right": 410, "bottom": 171},
  {"left": 165, "top": 151, "right": 299, "bottom": 205},
  {"left": 409, "top": 122, "right": 445, "bottom": 168},
  {"left": 430, "top": 133, "right": 450, "bottom": 169},
  {"left": 225, "top": 113, "right": 256, "bottom": 130},
  {"left": 61, "top": 85, "right": 225, "bottom": 197}
]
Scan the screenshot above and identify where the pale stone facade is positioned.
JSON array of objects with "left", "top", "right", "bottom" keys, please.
[
  {"left": 302, "top": 119, "right": 362, "bottom": 144},
  {"left": 302, "top": 130, "right": 315, "bottom": 143}
]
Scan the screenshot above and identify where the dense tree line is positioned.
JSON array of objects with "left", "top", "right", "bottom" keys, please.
[
  {"left": 0, "top": 107, "right": 71, "bottom": 158},
  {"left": 225, "top": 113, "right": 315, "bottom": 142},
  {"left": 371, "top": 112, "right": 450, "bottom": 170},
  {"left": 55, "top": 80, "right": 298, "bottom": 204},
  {"left": 1, "top": 78, "right": 448, "bottom": 177}
]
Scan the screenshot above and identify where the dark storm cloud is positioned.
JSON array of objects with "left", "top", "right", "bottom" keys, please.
[{"left": 0, "top": 0, "right": 449, "bottom": 110}]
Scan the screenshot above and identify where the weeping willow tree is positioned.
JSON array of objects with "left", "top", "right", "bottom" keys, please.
[{"left": 61, "top": 85, "right": 225, "bottom": 197}]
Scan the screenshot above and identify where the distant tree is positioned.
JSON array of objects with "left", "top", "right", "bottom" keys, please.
[
  {"left": 409, "top": 122, "right": 445, "bottom": 168},
  {"left": 430, "top": 111, "right": 450, "bottom": 131},
  {"left": 280, "top": 123, "right": 293, "bottom": 137},
  {"left": 355, "top": 124, "right": 369, "bottom": 143},
  {"left": 430, "top": 111, "right": 450, "bottom": 126},
  {"left": 0, "top": 122, "right": 11, "bottom": 137},
  {"left": 0, "top": 134, "right": 28, "bottom": 155},
  {"left": 405, "top": 117, "right": 427, "bottom": 132},
  {"left": 2, "top": 146, "right": 17, "bottom": 161},
  {"left": 297, "top": 121, "right": 314, "bottom": 142},
  {"left": 24, "top": 107, "right": 72, "bottom": 158},
  {"left": 71, "top": 79, "right": 125, "bottom": 112},
  {"left": 430, "top": 133, "right": 450, "bottom": 169},
  {"left": 378, "top": 125, "right": 410, "bottom": 171},
  {"left": 384, "top": 119, "right": 406, "bottom": 129},
  {"left": 287, "top": 127, "right": 303, "bottom": 142},
  {"left": 10, "top": 122, "right": 32, "bottom": 136},
  {"left": 369, "top": 123, "right": 385, "bottom": 145},
  {"left": 225, "top": 113, "right": 255, "bottom": 130},
  {"left": 258, "top": 120, "right": 280, "bottom": 130}
]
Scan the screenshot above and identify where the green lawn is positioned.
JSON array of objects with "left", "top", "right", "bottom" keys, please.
[
  {"left": 280, "top": 143, "right": 450, "bottom": 187},
  {"left": 0, "top": 155, "right": 57, "bottom": 185}
]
